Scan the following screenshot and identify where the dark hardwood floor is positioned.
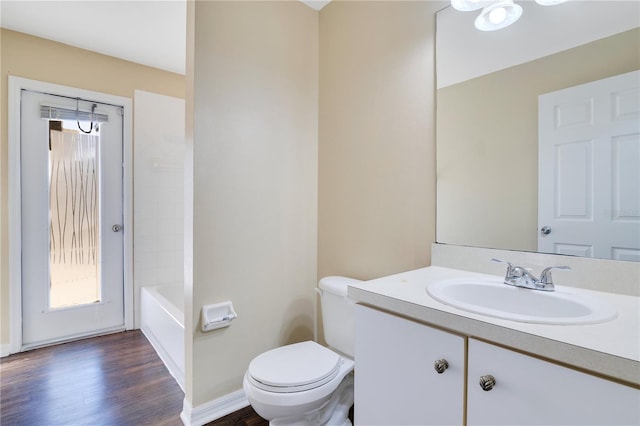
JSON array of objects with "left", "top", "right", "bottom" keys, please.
[
  {"left": 0, "top": 330, "right": 267, "bottom": 426},
  {"left": 208, "top": 406, "right": 268, "bottom": 426}
]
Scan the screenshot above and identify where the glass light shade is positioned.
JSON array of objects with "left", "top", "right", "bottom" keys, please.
[
  {"left": 451, "top": 0, "right": 494, "bottom": 12},
  {"left": 475, "top": 0, "right": 523, "bottom": 31},
  {"left": 535, "top": 0, "right": 569, "bottom": 5}
]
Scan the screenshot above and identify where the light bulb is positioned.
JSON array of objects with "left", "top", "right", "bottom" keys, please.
[
  {"left": 489, "top": 7, "right": 507, "bottom": 24},
  {"left": 474, "top": 0, "right": 522, "bottom": 31}
]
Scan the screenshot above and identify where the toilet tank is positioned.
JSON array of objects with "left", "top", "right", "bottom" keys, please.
[{"left": 318, "top": 276, "right": 362, "bottom": 358}]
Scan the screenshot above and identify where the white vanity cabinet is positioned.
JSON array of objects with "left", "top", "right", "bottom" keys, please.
[
  {"left": 354, "top": 305, "right": 465, "bottom": 426},
  {"left": 354, "top": 305, "right": 640, "bottom": 426},
  {"left": 467, "top": 338, "right": 640, "bottom": 426}
]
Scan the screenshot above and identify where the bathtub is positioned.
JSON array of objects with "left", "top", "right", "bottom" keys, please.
[{"left": 141, "top": 284, "right": 185, "bottom": 391}]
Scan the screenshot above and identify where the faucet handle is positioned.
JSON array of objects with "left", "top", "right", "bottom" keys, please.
[
  {"left": 539, "top": 265, "right": 571, "bottom": 286},
  {"left": 491, "top": 258, "right": 513, "bottom": 273},
  {"left": 491, "top": 258, "right": 512, "bottom": 267},
  {"left": 491, "top": 258, "right": 516, "bottom": 284}
]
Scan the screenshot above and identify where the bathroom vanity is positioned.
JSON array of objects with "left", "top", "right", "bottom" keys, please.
[{"left": 349, "top": 266, "right": 640, "bottom": 426}]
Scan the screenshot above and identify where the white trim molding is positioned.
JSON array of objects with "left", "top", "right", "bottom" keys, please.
[
  {"left": 7, "top": 76, "right": 134, "bottom": 354},
  {"left": 180, "top": 391, "right": 249, "bottom": 426},
  {"left": 8, "top": 77, "right": 24, "bottom": 355}
]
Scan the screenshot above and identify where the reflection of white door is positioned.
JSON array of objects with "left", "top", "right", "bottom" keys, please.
[
  {"left": 20, "top": 89, "right": 125, "bottom": 348},
  {"left": 538, "top": 70, "right": 640, "bottom": 261}
]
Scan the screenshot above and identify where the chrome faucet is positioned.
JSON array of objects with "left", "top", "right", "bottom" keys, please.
[{"left": 491, "top": 258, "right": 571, "bottom": 291}]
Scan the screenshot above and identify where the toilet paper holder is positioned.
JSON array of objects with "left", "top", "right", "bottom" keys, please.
[{"left": 201, "top": 301, "right": 237, "bottom": 332}]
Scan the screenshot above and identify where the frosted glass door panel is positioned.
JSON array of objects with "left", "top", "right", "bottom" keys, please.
[{"left": 48, "top": 125, "right": 101, "bottom": 309}]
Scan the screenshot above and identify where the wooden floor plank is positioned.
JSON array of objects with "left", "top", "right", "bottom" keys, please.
[
  {"left": 1, "top": 331, "right": 184, "bottom": 426},
  {"left": 0, "top": 330, "right": 270, "bottom": 425},
  {"left": 206, "top": 405, "right": 268, "bottom": 426}
]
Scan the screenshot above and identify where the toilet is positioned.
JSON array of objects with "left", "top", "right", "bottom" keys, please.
[{"left": 243, "top": 276, "right": 361, "bottom": 426}]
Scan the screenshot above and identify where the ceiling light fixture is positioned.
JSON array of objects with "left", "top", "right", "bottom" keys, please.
[{"left": 452, "top": 0, "right": 569, "bottom": 31}]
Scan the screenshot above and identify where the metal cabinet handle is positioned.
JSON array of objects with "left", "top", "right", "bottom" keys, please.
[
  {"left": 479, "top": 375, "right": 496, "bottom": 391},
  {"left": 112, "top": 224, "right": 123, "bottom": 232},
  {"left": 540, "top": 226, "right": 552, "bottom": 235},
  {"left": 434, "top": 359, "right": 449, "bottom": 374}
]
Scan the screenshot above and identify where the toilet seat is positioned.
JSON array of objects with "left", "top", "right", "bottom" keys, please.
[{"left": 248, "top": 341, "right": 341, "bottom": 393}]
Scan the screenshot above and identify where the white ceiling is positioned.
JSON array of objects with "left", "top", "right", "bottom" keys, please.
[
  {"left": 299, "top": 0, "right": 331, "bottom": 10},
  {"left": 1, "top": 0, "right": 187, "bottom": 74},
  {"left": 437, "top": 0, "right": 640, "bottom": 88},
  {"left": 1, "top": 0, "right": 330, "bottom": 76}
]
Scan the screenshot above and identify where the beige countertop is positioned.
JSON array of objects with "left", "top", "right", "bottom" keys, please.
[{"left": 348, "top": 266, "right": 640, "bottom": 387}]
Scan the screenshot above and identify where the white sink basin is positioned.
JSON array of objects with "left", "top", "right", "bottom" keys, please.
[{"left": 426, "top": 278, "right": 618, "bottom": 325}]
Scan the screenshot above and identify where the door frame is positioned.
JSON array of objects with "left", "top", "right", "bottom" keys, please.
[{"left": 8, "top": 76, "right": 134, "bottom": 354}]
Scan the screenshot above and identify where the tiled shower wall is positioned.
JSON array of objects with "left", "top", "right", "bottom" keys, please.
[{"left": 133, "top": 90, "right": 185, "bottom": 326}]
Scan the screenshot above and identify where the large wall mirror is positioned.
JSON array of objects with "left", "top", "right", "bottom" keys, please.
[{"left": 436, "top": 0, "right": 640, "bottom": 261}]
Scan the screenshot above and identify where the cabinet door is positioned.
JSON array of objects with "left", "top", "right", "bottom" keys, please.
[
  {"left": 354, "top": 305, "right": 465, "bottom": 425},
  {"left": 467, "top": 339, "right": 640, "bottom": 426}
]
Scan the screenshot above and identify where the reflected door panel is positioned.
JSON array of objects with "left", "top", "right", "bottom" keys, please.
[{"left": 538, "top": 70, "right": 640, "bottom": 261}]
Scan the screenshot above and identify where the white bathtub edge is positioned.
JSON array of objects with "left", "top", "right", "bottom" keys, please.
[
  {"left": 180, "top": 390, "right": 249, "bottom": 426},
  {"left": 140, "top": 285, "right": 185, "bottom": 392},
  {"left": 141, "top": 325, "right": 185, "bottom": 392}
]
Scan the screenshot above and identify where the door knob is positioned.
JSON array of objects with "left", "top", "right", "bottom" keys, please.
[
  {"left": 112, "top": 224, "right": 123, "bottom": 232},
  {"left": 540, "top": 226, "right": 551, "bottom": 235}
]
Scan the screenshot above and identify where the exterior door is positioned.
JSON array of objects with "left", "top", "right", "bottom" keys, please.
[
  {"left": 538, "top": 70, "right": 640, "bottom": 261},
  {"left": 20, "top": 89, "right": 125, "bottom": 348}
]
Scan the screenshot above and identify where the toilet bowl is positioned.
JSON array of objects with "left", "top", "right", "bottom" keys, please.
[
  {"left": 243, "top": 276, "right": 361, "bottom": 425},
  {"left": 243, "top": 341, "right": 354, "bottom": 425}
]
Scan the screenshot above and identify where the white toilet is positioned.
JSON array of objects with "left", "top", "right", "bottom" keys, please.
[{"left": 243, "top": 276, "right": 361, "bottom": 426}]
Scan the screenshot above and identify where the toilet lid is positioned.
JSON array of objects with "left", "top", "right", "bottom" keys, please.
[{"left": 248, "top": 341, "right": 341, "bottom": 393}]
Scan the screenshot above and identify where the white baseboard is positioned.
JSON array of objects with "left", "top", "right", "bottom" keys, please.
[
  {"left": 180, "top": 389, "right": 249, "bottom": 426},
  {"left": 1, "top": 344, "right": 10, "bottom": 358}
]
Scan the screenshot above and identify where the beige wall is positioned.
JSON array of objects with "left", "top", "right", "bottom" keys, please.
[
  {"left": 318, "top": 0, "right": 442, "bottom": 281},
  {"left": 5, "top": 0, "right": 443, "bottom": 412},
  {"left": 0, "top": 28, "right": 185, "bottom": 347},
  {"left": 187, "top": 0, "right": 441, "bottom": 408},
  {"left": 187, "top": 1, "right": 319, "bottom": 406},
  {"left": 437, "top": 29, "right": 640, "bottom": 252}
]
